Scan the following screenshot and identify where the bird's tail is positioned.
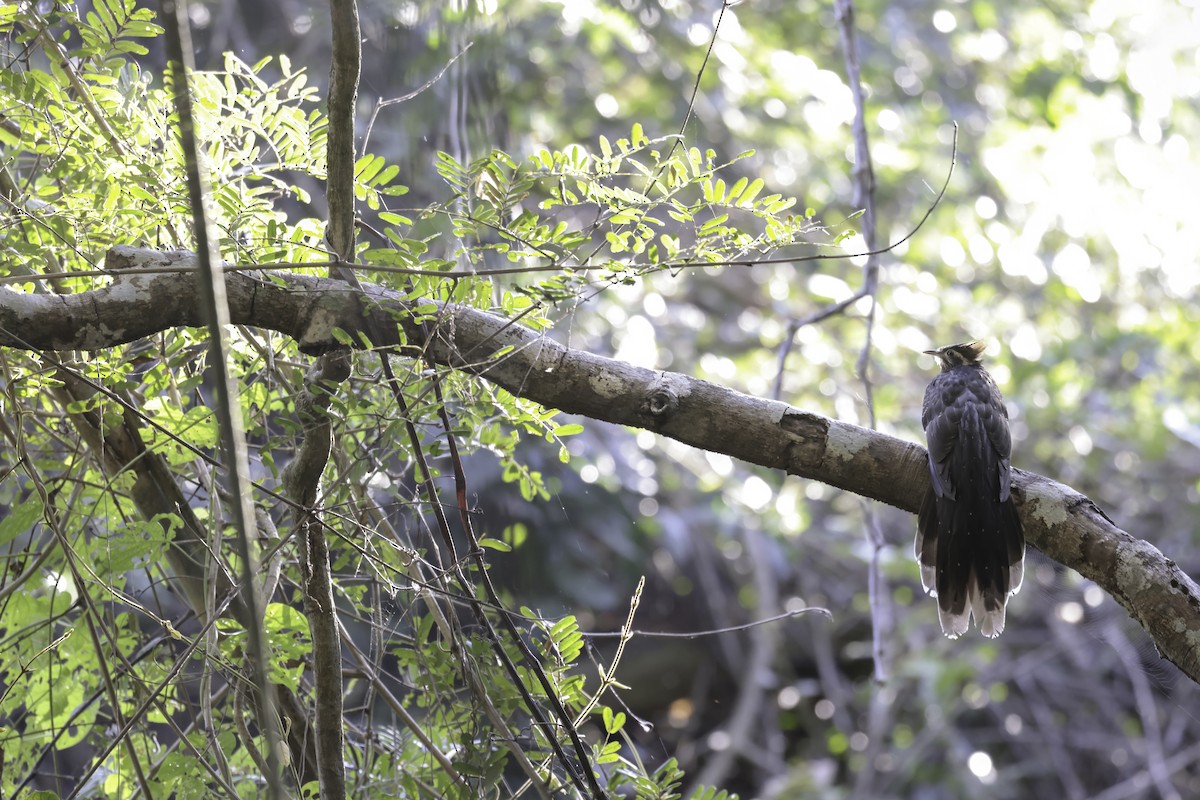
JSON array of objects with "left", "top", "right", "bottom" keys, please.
[{"left": 916, "top": 488, "right": 1025, "bottom": 638}]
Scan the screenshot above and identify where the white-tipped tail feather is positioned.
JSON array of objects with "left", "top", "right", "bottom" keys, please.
[{"left": 919, "top": 558, "right": 1017, "bottom": 639}]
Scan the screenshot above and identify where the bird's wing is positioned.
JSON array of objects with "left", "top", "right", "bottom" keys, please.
[
  {"left": 975, "top": 382, "right": 1014, "bottom": 501},
  {"left": 922, "top": 385, "right": 959, "bottom": 501}
]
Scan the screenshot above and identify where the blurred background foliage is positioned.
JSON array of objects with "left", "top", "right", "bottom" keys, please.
[
  {"left": 8, "top": 0, "right": 1200, "bottom": 796},
  {"left": 193, "top": 0, "right": 1200, "bottom": 796}
]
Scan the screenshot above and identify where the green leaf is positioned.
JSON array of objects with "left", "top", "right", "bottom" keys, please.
[
  {"left": 373, "top": 163, "right": 400, "bottom": 187},
  {"left": 699, "top": 214, "right": 729, "bottom": 235},
  {"left": 434, "top": 151, "right": 466, "bottom": 186},
  {"left": 502, "top": 523, "right": 528, "bottom": 548},
  {"left": 767, "top": 196, "right": 796, "bottom": 213},
  {"left": 354, "top": 153, "right": 384, "bottom": 183},
  {"left": 550, "top": 615, "right": 577, "bottom": 639},
  {"left": 740, "top": 177, "right": 764, "bottom": 205},
  {"left": 596, "top": 739, "right": 622, "bottom": 764},
  {"left": 478, "top": 537, "right": 512, "bottom": 552},
  {"left": 727, "top": 176, "right": 747, "bottom": 203},
  {"left": 379, "top": 211, "right": 412, "bottom": 227},
  {"left": 0, "top": 495, "right": 43, "bottom": 546}
]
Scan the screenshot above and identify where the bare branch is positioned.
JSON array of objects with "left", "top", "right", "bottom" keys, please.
[
  {"left": 833, "top": 0, "right": 891, "bottom": 712},
  {"left": 4, "top": 246, "right": 1200, "bottom": 687},
  {"left": 296, "top": 0, "right": 365, "bottom": 795}
]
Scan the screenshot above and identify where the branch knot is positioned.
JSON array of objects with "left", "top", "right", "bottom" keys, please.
[{"left": 644, "top": 387, "right": 678, "bottom": 418}]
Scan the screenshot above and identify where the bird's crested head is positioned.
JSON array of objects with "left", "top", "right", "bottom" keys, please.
[{"left": 923, "top": 341, "right": 988, "bottom": 371}]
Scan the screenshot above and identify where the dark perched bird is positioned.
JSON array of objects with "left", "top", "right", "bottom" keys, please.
[{"left": 916, "top": 341, "right": 1025, "bottom": 638}]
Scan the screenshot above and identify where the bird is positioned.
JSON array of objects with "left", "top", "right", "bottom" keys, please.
[{"left": 916, "top": 341, "right": 1025, "bottom": 638}]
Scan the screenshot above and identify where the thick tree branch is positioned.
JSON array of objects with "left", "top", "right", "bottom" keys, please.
[
  {"left": 298, "top": 0, "right": 362, "bottom": 794},
  {"left": 4, "top": 245, "right": 1200, "bottom": 685},
  {"left": 281, "top": 353, "right": 347, "bottom": 800}
]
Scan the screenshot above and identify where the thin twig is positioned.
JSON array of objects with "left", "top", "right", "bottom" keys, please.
[
  {"left": 159, "top": 1, "right": 284, "bottom": 793},
  {"left": 828, "top": 8, "right": 899, "bottom": 798},
  {"left": 836, "top": 0, "right": 880, "bottom": 429},
  {"left": 361, "top": 43, "right": 474, "bottom": 157},
  {"left": 769, "top": 127, "right": 956, "bottom": 401},
  {"left": 1089, "top": 742, "right": 1200, "bottom": 800},
  {"left": 350, "top": 467, "right": 554, "bottom": 798},
  {"left": 3, "top": 194, "right": 953, "bottom": 288},
  {"left": 425, "top": 367, "right": 605, "bottom": 796},
  {"left": 689, "top": 529, "right": 780, "bottom": 791},
  {"left": 581, "top": 605, "right": 830, "bottom": 638},
  {"left": 337, "top": 619, "right": 472, "bottom": 791},
  {"left": 380, "top": 363, "right": 579, "bottom": 796},
  {"left": 8, "top": 428, "right": 159, "bottom": 800},
  {"left": 31, "top": 15, "right": 128, "bottom": 158},
  {"left": 580, "top": 0, "right": 730, "bottom": 267},
  {"left": 834, "top": 0, "right": 895, "bottom": 689},
  {"left": 1105, "top": 622, "right": 1182, "bottom": 800},
  {"left": 1019, "top": 669, "right": 1089, "bottom": 798}
]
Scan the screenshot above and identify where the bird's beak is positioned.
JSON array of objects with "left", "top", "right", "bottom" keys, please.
[{"left": 922, "top": 349, "right": 939, "bottom": 356}]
